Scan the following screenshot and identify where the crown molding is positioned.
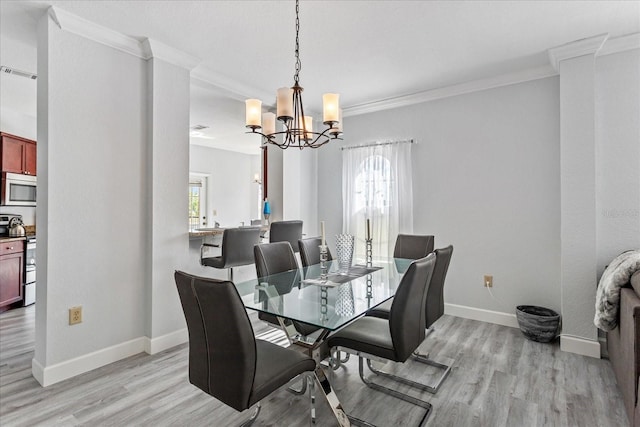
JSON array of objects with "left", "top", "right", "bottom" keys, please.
[
  {"left": 548, "top": 33, "right": 609, "bottom": 72},
  {"left": 141, "top": 39, "right": 200, "bottom": 70},
  {"left": 48, "top": 6, "right": 145, "bottom": 59},
  {"left": 599, "top": 32, "right": 640, "bottom": 57},
  {"left": 343, "top": 64, "right": 557, "bottom": 117},
  {"left": 48, "top": 7, "right": 201, "bottom": 70},
  {"left": 191, "top": 66, "right": 274, "bottom": 104}
]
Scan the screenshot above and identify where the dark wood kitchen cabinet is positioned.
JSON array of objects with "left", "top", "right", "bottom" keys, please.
[
  {"left": 1, "top": 133, "right": 37, "bottom": 176},
  {"left": 0, "top": 239, "right": 24, "bottom": 309}
]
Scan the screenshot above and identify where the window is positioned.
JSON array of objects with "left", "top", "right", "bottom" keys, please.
[
  {"left": 189, "top": 175, "right": 207, "bottom": 230},
  {"left": 342, "top": 141, "right": 413, "bottom": 258}
]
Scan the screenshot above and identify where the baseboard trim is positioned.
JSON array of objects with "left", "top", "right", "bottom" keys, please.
[
  {"left": 144, "top": 328, "right": 188, "bottom": 354},
  {"left": 30, "top": 328, "right": 189, "bottom": 387},
  {"left": 444, "top": 303, "right": 519, "bottom": 328},
  {"left": 560, "top": 335, "right": 601, "bottom": 358},
  {"left": 31, "top": 337, "right": 146, "bottom": 387}
]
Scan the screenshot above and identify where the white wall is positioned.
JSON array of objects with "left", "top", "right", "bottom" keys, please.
[
  {"left": 283, "top": 147, "right": 319, "bottom": 236},
  {"left": 319, "top": 77, "right": 562, "bottom": 316},
  {"left": 596, "top": 48, "right": 640, "bottom": 272},
  {"left": 189, "top": 144, "right": 259, "bottom": 227},
  {"left": 36, "top": 15, "right": 147, "bottom": 368}
]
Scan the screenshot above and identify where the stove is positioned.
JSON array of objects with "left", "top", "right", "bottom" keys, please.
[{"left": 0, "top": 213, "right": 36, "bottom": 306}]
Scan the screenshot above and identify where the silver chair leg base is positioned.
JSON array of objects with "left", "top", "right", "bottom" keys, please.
[
  {"left": 367, "top": 357, "right": 450, "bottom": 395},
  {"left": 239, "top": 402, "right": 261, "bottom": 427},
  {"left": 286, "top": 375, "right": 308, "bottom": 395},
  {"left": 409, "top": 352, "right": 452, "bottom": 394},
  {"left": 359, "top": 357, "right": 432, "bottom": 426}
]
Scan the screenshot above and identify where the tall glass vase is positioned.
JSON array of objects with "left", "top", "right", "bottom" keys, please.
[
  {"left": 335, "top": 233, "right": 355, "bottom": 273},
  {"left": 335, "top": 284, "right": 355, "bottom": 317}
]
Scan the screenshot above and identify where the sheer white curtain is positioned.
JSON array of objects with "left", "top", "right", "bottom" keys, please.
[{"left": 342, "top": 140, "right": 414, "bottom": 259}]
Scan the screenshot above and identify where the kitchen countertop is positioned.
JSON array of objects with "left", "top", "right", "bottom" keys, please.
[
  {"left": 188, "top": 226, "right": 268, "bottom": 239},
  {"left": 0, "top": 236, "right": 26, "bottom": 243}
]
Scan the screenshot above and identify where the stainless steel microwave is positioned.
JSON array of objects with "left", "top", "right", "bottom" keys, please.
[{"left": 1, "top": 172, "right": 37, "bottom": 206}]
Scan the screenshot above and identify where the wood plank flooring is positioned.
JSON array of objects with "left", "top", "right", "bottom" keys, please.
[{"left": 0, "top": 305, "right": 629, "bottom": 426}]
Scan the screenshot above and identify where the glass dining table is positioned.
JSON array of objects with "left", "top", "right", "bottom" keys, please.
[{"left": 233, "top": 257, "right": 413, "bottom": 427}]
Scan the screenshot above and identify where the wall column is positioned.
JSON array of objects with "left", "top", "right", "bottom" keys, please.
[
  {"left": 549, "top": 34, "right": 607, "bottom": 358},
  {"left": 145, "top": 40, "right": 199, "bottom": 352}
]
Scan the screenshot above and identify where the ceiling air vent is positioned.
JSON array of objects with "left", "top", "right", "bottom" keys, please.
[{"left": 0, "top": 66, "right": 37, "bottom": 80}]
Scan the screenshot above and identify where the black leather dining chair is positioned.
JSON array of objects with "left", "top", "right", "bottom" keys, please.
[
  {"left": 174, "top": 271, "right": 316, "bottom": 426},
  {"left": 254, "top": 242, "right": 319, "bottom": 337},
  {"left": 298, "top": 237, "right": 333, "bottom": 268},
  {"left": 327, "top": 254, "right": 437, "bottom": 426},
  {"left": 269, "top": 220, "right": 303, "bottom": 252},
  {"left": 366, "top": 235, "right": 437, "bottom": 319},
  {"left": 200, "top": 227, "right": 261, "bottom": 281},
  {"left": 394, "top": 233, "right": 435, "bottom": 260},
  {"left": 367, "top": 245, "right": 454, "bottom": 393}
]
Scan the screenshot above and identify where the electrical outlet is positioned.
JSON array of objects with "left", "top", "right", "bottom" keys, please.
[
  {"left": 484, "top": 275, "right": 493, "bottom": 288},
  {"left": 69, "top": 306, "right": 82, "bottom": 325}
]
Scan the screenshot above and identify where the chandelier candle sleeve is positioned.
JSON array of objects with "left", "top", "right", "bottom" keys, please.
[
  {"left": 262, "top": 112, "right": 276, "bottom": 135},
  {"left": 245, "top": 99, "right": 262, "bottom": 128},
  {"left": 303, "top": 116, "right": 313, "bottom": 140},
  {"left": 277, "top": 88, "right": 294, "bottom": 119},
  {"left": 323, "top": 93, "right": 340, "bottom": 124}
]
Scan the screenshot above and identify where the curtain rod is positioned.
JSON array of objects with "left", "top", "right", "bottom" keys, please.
[{"left": 340, "top": 139, "right": 415, "bottom": 151}]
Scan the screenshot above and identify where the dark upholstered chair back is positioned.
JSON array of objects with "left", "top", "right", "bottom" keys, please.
[
  {"left": 269, "top": 220, "right": 303, "bottom": 252},
  {"left": 389, "top": 254, "right": 436, "bottom": 361},
  {"left": 298, "top": 237, "right": 333, "bottom": 268},
  {"left": 393, "top": 234, "right": 435, "bottom": 260},
  {"left": 254, "top": 242, "right": 319, "bottom": 336},
  {"left": 221, "top": 227, "right": 261, "bottom": 268},
  {"left": 254, "top": 241, "right": 299, "bottom": 277},
  {"left": 174, "top": 271, "right": 257, "bottom": 412},
  {"left": 425, "top": 245, "right": 454, "bottom": 329}
]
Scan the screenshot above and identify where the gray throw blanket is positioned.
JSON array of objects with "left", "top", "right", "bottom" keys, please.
[{"left": 594, "top": 249, "right": 640, "bottom": 331}]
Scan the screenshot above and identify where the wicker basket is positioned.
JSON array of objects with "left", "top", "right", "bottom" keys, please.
[{"left": 515, "top": 305, "right": 561, "bottom": 343}]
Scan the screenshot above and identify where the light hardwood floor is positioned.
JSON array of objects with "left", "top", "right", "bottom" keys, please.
[{"left": 0, "top": 305, "right": 629, "bottom": 426}]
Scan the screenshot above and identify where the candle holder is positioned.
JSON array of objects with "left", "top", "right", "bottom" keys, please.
[
  {"left": 319, "top": 244, "right": 329, "bottom": 280},
  {"left": 365, "top": 238, "right": 373, "bottom": 267},
  {"left": 320, "top": 286, "right": 328, "bottom": 323},
  {"left": 366, "top": 273, "right": 373, "bottom": 307}
]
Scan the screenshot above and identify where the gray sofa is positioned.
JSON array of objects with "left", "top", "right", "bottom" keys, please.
[{"left": 608, "top": 270, "right": 640, "bottom": 427}]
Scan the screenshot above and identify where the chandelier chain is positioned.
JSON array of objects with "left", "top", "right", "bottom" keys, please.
[{"left": 294, "top": 0, "right": 301, "bottom": 84}]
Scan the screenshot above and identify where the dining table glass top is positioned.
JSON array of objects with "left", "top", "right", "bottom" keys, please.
[{"left": 234, "top": 258, "right": 413, "bottom": 331}]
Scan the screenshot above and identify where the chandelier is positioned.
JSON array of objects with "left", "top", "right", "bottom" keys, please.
[{"left": 245, "top": 0, "right": 342, "bottom": 149}]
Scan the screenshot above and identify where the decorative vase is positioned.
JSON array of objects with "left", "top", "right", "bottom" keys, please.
[
  {"left": 335, "top": 234, "right": 355, "bottom": 273},
  {"left": 335, "top": 284, "right": 355, "bottom": 317}
]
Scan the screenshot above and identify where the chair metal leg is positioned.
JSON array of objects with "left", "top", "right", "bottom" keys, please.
[
  {"left": 309, "top": 373, "right": 316, "bottom": 425},
  {"left": 367, "top": 356, "right": 451, "bottom": 394},
  {"left": 409, "top": 353, "right": 452, "bottom": 394},
  {"left": 239, "top": 402, "right": 261, "bottom": 427},
  {"left": 359, "top": 357, "right": 432, "bottom": 426},
  {"left": 287, "top": 375, "right": 308, "bottom": 395}
]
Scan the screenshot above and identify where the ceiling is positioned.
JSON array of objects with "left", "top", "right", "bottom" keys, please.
[{"left": 1, "top": 1, "right": 638, "bottom": 155}]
